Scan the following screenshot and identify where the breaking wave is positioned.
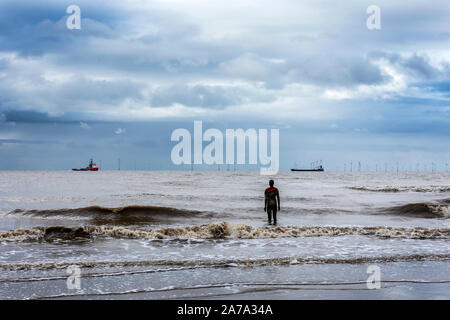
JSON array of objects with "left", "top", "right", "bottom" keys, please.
[
  {"left": 384, "top": 202, "right": 450, "bottom": 219},
  {"left": 1, "top": 222, "right": 448, "bottom": 242},
  {"left": 350, "top": 185, "right": 450, "bottom": 193},
  {"left": 8, "top": 205, "right": 205, "bottom": 224}
]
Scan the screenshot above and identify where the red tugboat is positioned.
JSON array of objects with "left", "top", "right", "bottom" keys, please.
[{"left": 72, "top": 159, "right": 99, "bottom": 171}]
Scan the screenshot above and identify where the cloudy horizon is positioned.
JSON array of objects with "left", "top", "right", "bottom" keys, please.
[{"left": 0, "top": 0, "right": 449, "bottom": 170}]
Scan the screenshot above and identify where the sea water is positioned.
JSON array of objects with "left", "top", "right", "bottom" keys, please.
[{"left": 0, "top": 171, "right": 448, "bottom": 299}]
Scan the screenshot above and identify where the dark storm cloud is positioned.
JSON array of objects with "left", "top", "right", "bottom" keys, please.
[
  {"left": 1, "top": 110, "right": 93, "bottom": 123},
  {"left": 288, "top": 55, "right": 388, "bottom": 87},
  {"left": 0, "top": 74, "right": 146, "bottom": 116},
  {"left": 2, "top": 110, "right": 57, "bottom": 123},
  {"left": 0, "top": 138, "right": 52, "bottom": 145},
  {"left": 369, "top": 52, "right": 442, "bottom": 79},
  {"left": 53, "top": 77, "right": 145, "bottom": 106},
  {"left": 151, "top": 84, "right": 274, "bottom": 109},
  {"left": 218, "top": 52, "right": 389, "bottom": 89}
]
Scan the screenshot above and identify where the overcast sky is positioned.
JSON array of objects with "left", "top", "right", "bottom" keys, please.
[{"left": 0, "top": 0, "right": 449, "bottom": 170}]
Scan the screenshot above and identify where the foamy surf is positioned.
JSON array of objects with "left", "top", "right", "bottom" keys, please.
[
  {"left": 1, "top": 253, "right": 449, "bottom": 271},
  {"left": 1, "top": 171, "right": 450, "bottom": 300},
  {"left": 350, "top": 185, "right": 450, "bottom": 193},
  {"left": 1, "top": 222, "right": 449, "bottom": 242}
]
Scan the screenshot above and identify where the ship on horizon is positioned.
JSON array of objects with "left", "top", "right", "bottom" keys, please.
[
  {"left": 72, "top": 159, "right": 99, "bottom": 171},
  {"left": 291, "top": 161, "right": 324, "bottom": 172}
]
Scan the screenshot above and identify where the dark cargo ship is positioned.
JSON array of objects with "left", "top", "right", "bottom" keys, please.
[
  {"left": 291, "top": 161, "right": 324, "bottom": 172},
  {"left": 291, "top": 165, "right": 324, "bottom": 172}
]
